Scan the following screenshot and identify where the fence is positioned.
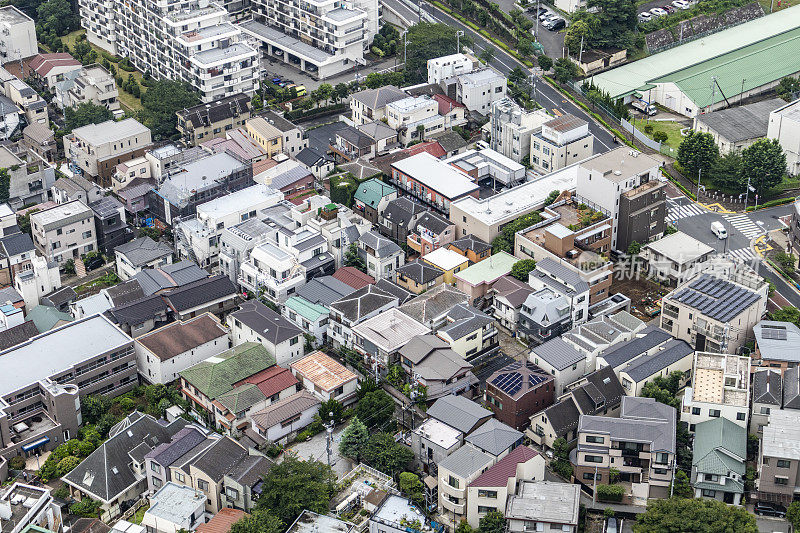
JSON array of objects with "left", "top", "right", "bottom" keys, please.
[{"left": 621, "top": 118, "right": 662, "bottom": 151}]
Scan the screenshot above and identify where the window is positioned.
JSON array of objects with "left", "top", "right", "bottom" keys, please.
[
  {"left": 691, "top": 407, "right": 701, "bottom": 415},
  {"left": 152, "top": 477, "right": 162, "bottom": 488},
  {"left": 477, "top": 490, "right": 497, "bottom": 498},
  {"left": 760, "top": 406, "right": 771, "bottom": 415},
  {"left": 586, "top": 435, "right": 604, "bottom": 444},
  {"left": 584, "top": 454, "right": 603, "bottom": 463},
  {"left": 198, "top": 479, "right": 209, "bottom": 491},
  {"left": 226, "top": 487, "right": 239, "bottom": 500},
  {"left": 777, "top": 459, "right": 791, "bottom": 468},
  {"left": 477, "top": 506, "right": 497, "bottom": 513},
  {"left": 709, "top": 409, "right": 721, "bottom": 418},
  {"left": 175, "top": 472, "right": 185, "bottom": 483},
  {"left": 736, "top": 412, "right": 746, "bottom": 421},
  {"left": 775, "top": 477, "right": 789, "bottom": 485},
  {"left": 701, "top": 489, "right": 716, "bottom": 497},
  {"left": 655, "top": 453, "right": 669, "bottom": 465},
  {"left": 150, "top": 463, "right": 161, "bottom": 474},
  {"left": 448, "top": 475, "right": 460, "bottom": 488},
  {"left": 290, "top": 336, "right": 299, "bottom": 345},
  {"left": 583, "top": 472, "right": 600, "bottom": 480}
]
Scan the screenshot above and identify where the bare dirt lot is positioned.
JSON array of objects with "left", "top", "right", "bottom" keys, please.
[{"left": 610, "top": 276, "right": 670, "bottom": 322}]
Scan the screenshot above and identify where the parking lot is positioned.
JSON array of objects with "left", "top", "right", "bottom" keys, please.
[{"left": 261, "top": 55, "right": 400, "bottom": 92}]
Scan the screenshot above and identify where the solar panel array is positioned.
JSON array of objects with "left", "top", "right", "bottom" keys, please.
[
  {"left": 529, "top": 373, "right": 547, "bottom": 387},
  {"left": 672, "top": 275, "right": 759, "bottom": 323},
  {"left": 491, "top": 361, "right": 550, "bottom": 397},
  {"left": 492, "top": 371, "right": 524, "bottom": 397}
]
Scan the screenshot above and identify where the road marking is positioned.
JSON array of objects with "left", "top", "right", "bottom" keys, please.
[
  {"left": 726, "top": 247, "right": 756, "bottom": 261},
  {"left": 667, "top": 198, "right": 706, "bottom": 220},
  {"left": 723, "top": 214, "right": 764, "bottom": 239},
  {"left": 699, "top": 202, "right": 735, "bottom": 214}
]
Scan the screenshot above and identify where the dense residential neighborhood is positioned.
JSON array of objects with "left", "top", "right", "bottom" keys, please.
[{"left": 0, "top": 0, "right": 799, "bottom": 530}]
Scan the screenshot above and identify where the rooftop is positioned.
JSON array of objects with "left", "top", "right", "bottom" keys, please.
[
  {"left": 391, "top": 152, "right": 479, "bottom": 199},
  {"left": 763, "top": 409, "right": 800, "bottom": 460},
  {"left": 469, "top": 446, "right": 539, "bottom": 488},
  {"left": 372, "top": 495, "right": 424, "bottom": 531},
  {"left": 179, "top": 343, "right": 276, "bottom": 399},
  {"left": 137, "top": 314, "right": 227, "bottom": 361},
  {"left": 196, "top": 184, "right": 282, "bottom": 220},
  {"left": 285, "top": 510, "right": 352, "bottom": 533},
  {"left": 696, "top": 98, "right": 785, "bottom": 142},
  {"left": 145, "top": 482, "right": 205, "bottom": 525},
  {"left": 72, "top": 118, "right": 149, "bottom": 146},
  {"left": 454, "top": 251, "right": 516, "bottom": 286},
  {"left": 351, "top": 308, "right": 430, "bottom": 353},
  {"left": 506, "top": 481, "right": 581, "bottom": 525},
  {"left": 423, "top": 247, "right": 468, "bottom": 271},
  {"left": 579, "top": 396, "right": 676, "bottom": 453},
  {"left": 754, "top": 320, "right": 800, "bottom": 363},
  {"left": 667, "top": 273, "right": 763, "bottom": 323},
  {"left": 413, "top": 417, "right": 461, "bottom": 449},
  {"left": 642, "top": 231, "right": 714, "bottom": 265},
  {"left": 580, "top": 147, "right": 660, "bottom": 180},
  {"left": 291, "top": 351, "right": 356, "bottom": 392},
  {"left": 690, "top": 351, "right": 750, "bottom": 407},
  {"left": 437, "top": 442, "right": 494, "bottom": 479},
  {"left": 426, "top": 394, "right": 492, "bottom": 434}
]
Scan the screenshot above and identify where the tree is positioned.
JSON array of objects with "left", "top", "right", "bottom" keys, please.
[
  {"left": 537, "top": 55, "right": 553, "bottom": 72},
  {"left": 403, "top": 23, "right": 472, "bottom": 84},
  {"left": 138, "top": 80, "right": 201, "bottom": 140},
  {"left": 37, "top": 0, "right": 79, "bottom": 36},
  {"left": 343, "top": 242, "right": 367, "bottom": 272},
  {"left": 544, "top": 189, "right": 561, "bottom": 206},
  {"left": 670, "top": 470, "right": 693, "bottom": 498},
  {"left": 508, "top": 67, "right": 527, "bottom": 85},
  {"left": 564, "top": 19, "right": 595, "bottom": 55},
  {"left": 80, "top": 394, "right": 110, "bottom": 425},
  {"left": 787, "top": 501, "right": 800, "bottom": 530},
  {"left": 454, "top": 522, "right": 475, "bottom": 533},
  {"left": 72, "top": 40, "right": 97, "bottom": 65},
  {"left": 56, "top": 456, "right": 81, "bottom": 476},
  {"left": 334, "top": 83, "right": 349, "bottom": 103},
  {"left": 709, "top": 151, "right": 743, "bottom": 191},
  {"left": 339, "top": 416, "right": 369, "bottom": 462},
  {"left": 776, "top": 76, "right": 800, "bottom": 101},
  {"left": 652, "top": 131, "right": 668, "bottom": 143},
  {"left": 398, "top": 472, "right": 424, "bottom": 506},
  {"left": 768, "top": 306, "right": 800, "bottom": 327},
  {"left": 627, "top": 241, "right": 641, "bottom": 255},
  {"left": 776, "top": 251, "right": 797, "bottom": 274},
  {"left": 256, "top": 457, "right": 335, "bottom": 525},
  {"left": 741, "top": 139, "right": 787, "bottom": 194},
  {"left": 361, "top": 432, "right": 414, "bottom": 474},
  {"left": 229, "top": 510, "right": 283, "bottom": 533},
  {"left": 552, "top": 437, "right": 573, "bottom": 479},
  {"left": 510, "top": 259, "right": 537, "bottom": 282},
  {"left": 640, "top": 372, "right": 683, "bottom": 410},
  {"left": 70, "top": 498, "right": 102, "bottom": 518},
  {"left": 633, "top": 498, "right": 757, "bottom": 533},
  {"left": 355, "top": 389, "right": 395, "bottom": 429},
  {"left": 677, "top": 131, "right": 719, "bottom": 182},
  {"left": 318, "top": 398, "right": 344, "bottom": 424},
  {"left": 65, "top": 102, "right": 114, "bottom": 131},
  {"left": 583, "top": 0, "right": 637, "bottom": 50},
  {"left": 479, "top": 46, "right": 495, "bottom": 65},
  {"left": 478, "top": 511, "right": 505, "bottom": 533},
  {"left": 317, "top": 83, "right": 333, "bottom": 106},
  {"left": 0, "top": 168, "right": 9, "bottom": 203},
  {"left": 553, "top": 57, "right": 580, "bottom": 83}
]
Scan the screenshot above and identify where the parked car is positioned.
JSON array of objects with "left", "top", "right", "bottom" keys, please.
[
  {"left": 663, "top": 5, "right": 676, "bottom": 12},
  {"left": 539, "top": 11, "right": 554, "bottom": 21},
  {"left": 272, "top": 77, "right": 282, "bottom": 83},
  {"left": 754, "top": 503, "right": 787, "bottom": 518},
  {"left": 547, "top": 18, "right": 566, "bottom": 30},
  {"left": 672, "top": 0, "right": 691, "bottom": 8},
  {"left": 650, "top": 7, "right": 668, "bottom": 16},
  {"left": 638, "top": 11, "right": 653, "bottom": 21}
]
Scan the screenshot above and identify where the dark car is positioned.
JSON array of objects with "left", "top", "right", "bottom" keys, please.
[
  {"left": 548, "top": 18, "right": 566, "bottom": 30},
  {"left": 84, "top": 255, "right": 105, "bottom": 271},
  {"left": 754, "top": 503, "right": 787, "bottom": 517}
]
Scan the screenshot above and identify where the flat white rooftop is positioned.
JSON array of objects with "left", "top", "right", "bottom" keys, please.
[
  {"left": 413, "top": 417, "right": 461, "bottom": 449},
  {"left": 197, "top": 184, "right": 283, "bottom": 220},
  {"left": 392, "top": 152, "right": 479, "bottom": 199}
]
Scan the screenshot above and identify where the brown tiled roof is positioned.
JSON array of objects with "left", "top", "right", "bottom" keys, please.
[
  {"left": 196, "top": 508, "right": 247, "bottom": 533},
  {"left": 235, "top": 365, "right": 299, "bottom": 398},
  {"left": 251, "top": 390, "right": 320, "bottom": 429},
  {"left": 468, "top": 446, "right": 539, "bottom": 488},
  {"left": 291, "top": 351, "right": 356, "bottom": 392},
  {"left": 332, "top": 267, "right": 374, "bottom": 290},
  {"left": 137, "top": 313, "right": 227, "bottom": 361}
]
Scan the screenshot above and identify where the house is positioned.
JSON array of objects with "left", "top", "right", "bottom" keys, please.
[
  {"left": 132, "top": 261, "right": 208, "bottom": 296},
  {"left": 436, "top": 303, "right": 497, "bottom": 359},
  {"left": 661, "top": 272, "right": 768, "bottom": 354},
  {"left": 448, "top": 235, "right": 491, "bottom": 264},
  {"left": 596, "top": 327, "right": 693, "bottom": 396},
  {"left": 408, "top": 211, "right": 455, "bottom": 257},
  {"left": 489, "top": 98, "right": 551, "bottom": 164},
  {"left": 0, "top": 319, "right": 37, "bottom": 351},
  {"left": 390, "top": 152, "right": 479, "bottom": 214},
  {"left": 358, "top": 231, "right": 404, "bottom": 280},
  {"left": 219, "top": 451, "right": 273, "bottom": 513},
  {"left": 398, "top": 335, "right": 478, "bottom": 401},
  {"left": 30, "top": 200, "right": 96, "bottom": 265},
  {"left": 455, "top": 69, "right": 507, "bottom": 113},
  {"left": 177, "top": 94, "right": 252, "bottom": 146},
  {"left": 352, "top": 307, "right": 430, "bottom": 370},
  {"left": 284, "top": 275, "right": 357, "bottom": 346},
  {"left": 465, "top": 418, "right": 523, "bottom": 461},
  {"left": 296, "top": 147, "right": 333, "bottom": 179},
  {"left": 144, "top": 426, "right": 209, "bottom": 493},
  {"left": 527, "top": 366, "right": 626, "bottom": 449},
  {"left": 386, "top": 96, "right": 445, "bottom": 146},
  {"left": 329, "top": 125, "right": 376, "bottom": 163},
  {"left": 350, "top": 85, "right": 407, "bottom": 125},
  {"left": 572, "top": 396, "right": 676, "bottom": 501},
  {"left": 250, "top": 390, "right": 320, "bottom": 444},
  {"left": 454, "top": 251, "right": 516, "bottom": 303},
  {"left": 162, "top": 275, "right": 239, "bottom": 321},
  {"left": 640, "top": 232, "right": 715, "bottom": 286},
  {"left": 485, "top": 361, "right": 555, "bottom": 431},
  {"left": 428, "top": 53, "right": 476, "bottom": 84},
  {"left": 56, "top": 64, "right": 119, "bottom": 112},
  {"left": 89, "top": 196, "right": 132, "bottom": 253},
  {"left": 0, "top": 231, "right": 36, "bottom": 286},
  {"left": 114, "top": 237, "right": 174, "bottom": 281},
  {"left": 518, "top": 287, "right": 574, "bottom": 344},
  {"left": 466, "top": 446, "right": 544, "bottom": 528},
  {"left": 227, "top": 300, "right": 304, "bottom": 365},
  {"left": 437, "top": 444, "right": 495, "bottom": 527},
  {"left": 0, "top": 146, "right": 56, "bottom": 210},
  {"left": 358, "top": 121, "right": 399, "bottom": 154},
  {"left": 421, "top": 248, "right": 468, "bottom": 285},
  {"left": 353, "top": 178, "right": 397, "bottom": 224},
  {"left": 141, "top": 483, "right": 206, "bottom": 533},
  {"left": 427, "top": 394, "right": 493, "bottom": 437},
  {"left": 291, "top": 350, "right": 358, "bottom": 405},
  {"left": 244, "top": 117, "right": 283, "bottom": 157},
  {"left": 753, "top": 320, "right": 800, "bottom": 373},
  {"left": 22, "top": 122, "right": 57, "bottom": 163},
  {"left": 26, "top": 303, "right": 72, "bottom": 333},
  {"left": 432, "top": 96, "right": 468, "bottom": 130},
  {"left": 328, "top": 283, "right": 400, "bottom": 349},
  {"left": 411, "top": 417, "right": 463, "bottom": 474},
  {"left": 117, "top": 182, "right": 154, "bottom": 216},
  {"left": 64, "top": 118, "right": 152, "bottom": 187},
  {"left": 259, "top": 110, "right": 307, "bottom": 156},
  {"left": 751, "top": 369, "right": 782, "bottom": 434},
  {"left": 505, "top": 481, "right": 581, "bottom": 533},
  {"left": 399, "top": 284, "right": 469, "bottom": 330},
  {"left": 395, "top": 259, "right": 445, "bottom": 294},
  {"left": 62, "top": 412, "right": 190, "bottom": 521},
  {"left": 368, "top": 494, "right": 427, "bottom": 533},
  {"left": 691, "top": 417, "right": 746, "bottom": 505},
  {"left": 379, "top": 197, "right": 427, "bottom": 245},
  {"left": 694, "top": 98, "right": 785, "bottom": 154},
  {"left": 562, "top": 310, "right": 645, "bottom": 365},
  {"left": 681, "top": 351, "right": 750, "bottom": 432},
  {"left": 4, "top": 78, "right": 48, "bottom": 127},
  {"left": 756, "top": 409, "right": 800, "bottom": 505},
  {"left": 530, "top": 114, "right": 593, "bottom": 173},
  {"left": 529, "top": 337, "right": 586, "bottom": 396},
  {"left": 196, "top": 509, "right": 246, "bottom": 533},
  {"left": 52, "top": 175, "right": 102, "bottom": 205},
  {"left": 135, "top": 313, "right": 229, "bottom": 384}
]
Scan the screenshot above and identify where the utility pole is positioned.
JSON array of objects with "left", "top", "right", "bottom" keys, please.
[
  {"left": 324, "top": 411, "right": 335, "bottom": 468},
  {"left": 535, "top": 0, "right": 540, "bottom": 42},
  {"left": 592, "top": 465, "right": 599, "bottom": 504},
  {"left": 578, "top": 34, "right": 584, "bottom": 65},
  {"left": 456, "top": 30, "right": 464, "bottom": 53},
  {"left": 744, "top": 174, "right": 753, "bottom": 211},
  {"left": 670, "top": 460, "right": 676, "bottom": 497},
  {"left": 402, "top": 31, "right": 411, "bottom": 68},
  {"left": 740, "top": 78, "right": 746, "bottom": 104},
  {"left": 697, "top": 167, "right": 702, "bottom": 199},
  {"left": 709, "top": 76, "right": 717, "bottom": 114}
]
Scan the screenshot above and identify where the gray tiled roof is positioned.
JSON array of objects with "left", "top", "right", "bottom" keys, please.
[
  {"left": 164, "top": 275, "right": 237, "bottom": 313},
  {"left": 579, "top": 396, "right": 676, "bottom": 453},
  {"left": 695, "top": 98, "right": 784, "bottom": 143},
  {"left": 396, "top": 259, "right": 444, "bottom": 285},
  {"left": 669, "top": 274, "right": 761, "bottom": 323},
  {"left": 465, "top": 418, "right": 523, "bottom": 456},
  {"left": 752, "top": 369, "right": 782, "bottom": 406},
  {"left": 295, "top": 147, "right": 329, "bottom": 167},
  {"left": 438, "top": 441, "right": 494, "bottom": 479},
  {"left": 600, "top": 328, "right": 673, "bottom": 368},
  {"left": 531, "top": 337, "right": 584, "bottom": 371},
  {"left": 229, "top": 300, "right": 303, "bottom": 345},
  {"left": 251, "top": 390, "right": 320, "bottom": 430},
  {"left": 133, "top": 260, "right": 207, "bottom": 296},
  {"left": 115, "top": 237, "right": 173, "bottom": 267},
  {"left": 620, "top": 338, "right": 693, "bottom": 382},
  {"left": 374, "top": 278, "right": 414, "bottom": 304},
  {"left": 381, "top": 197, "right": 426, "bottom": 228},
  {"left": 450, "top": 234, "right": 491, "bottom": 255},
  {"left": 351, "top": 85, "right": 406, "bottom": 110},
  {"left": 359, "top": 231, "right": 402, "bottom": 258},
  {"left": 783, "top": 366, "right": 800, "bottom": 410},
  {"left": 534, "top": 258, "right": 590, "bottom": 293},
  {"left": 399, "top": 284, "right": 469, "bottom": 325},
  {"left": 330, "top": 284, "right": 398, "bottom": 323},
  {"left": 190, "top": 436, "right": 248, "bottom": 482},
  {"left": 438, "top": 304, "right": 493, "bottom": 341},
  {"left": 426, "top": 394, "right": 492, "bottom": 435},
  {"left": 542, "top": 397, "right": 581, "bottom": 436},
  {"left": 296, "top": 275, "right": 355, "bottom": 306},
  {"left": 0, "top": 232, "right": 34, "bottom": 258},
  {"left": 145, "top": 427, "right": 207, "bottom": 467},
  {"left": 415, "top": 211, "right": 451, "bottom": 235}
]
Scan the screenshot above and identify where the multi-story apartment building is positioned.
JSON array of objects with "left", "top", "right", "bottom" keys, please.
[
  {"left": 489, "top": 98, "right": 550, "bottom": 164},
  {"left": 64, "top": 118, "right": 152, "bottom": 187},
  {"left": 177, "top": 93, "right": 252, "bottom": 146},
  {"left": 681, "top": 351, "right": 750, "bottom": 432},
  {"left": 0, "top": 6, "right": 37, "bottom": 62},
  {"left": 0, "top": 146, "right": 55, "bottom": 210},
  {"left": 661, "top": 271, "right": 768, "bottom": 354},
  {"left": 530, "top": 114, "right": 594, "bottom": 173},
  {"left": 428, "top": 53, "right": 475, "bottom": 84},
  {"left": 240, "top": 0, "right": 379, "bottom": 79},
  {"left": 0, "top": 314, "right": 136, "bottom": 459},
  {"left": 4, "top": 78, "right": 48, "bottom": 126},
  {"left": 260, "top": 110, "right": 308, "bottom": 155},
  {"left": 81, "top": 0, "right": 258, "bottom": 102},
  {"left": 455, "top": 69, "right": 507, "bottom": 113},
  {"left": 390, "top": 152, "right": 479, "bottom": 214},
  {"left": 574, "top": 147, "right": 664, "bottom": 253},
  {"left": 30, "top": 200, "right": 97, "bottom": 264},
  {"left": 13, "top": 254, "right": 61, "bottom": 310},
  {"left": 386, "top": 96, "right": 445, "bottom": 146},
  {"left": 572, "top": 396, "right": 676, "bottom": 501},
  {"left": 757, "top": 409, "right": 800, "bottom": 505}
]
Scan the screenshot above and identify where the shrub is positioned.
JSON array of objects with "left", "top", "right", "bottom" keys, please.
[
  {"left": 56, "top": 456, "right": 81, "bottom": 477},
  {"left": 596, "top": 484, "right": 625, "bottom": 502},
  {"left": 8, "top": 456, "right": 25, "bottom": 470}
]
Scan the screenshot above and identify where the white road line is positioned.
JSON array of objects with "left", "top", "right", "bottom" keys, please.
[{"left": 724, "top": 214, "right": 763, "bottom": 239}]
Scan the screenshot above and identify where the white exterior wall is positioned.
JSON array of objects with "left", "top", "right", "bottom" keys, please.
[
  {"left": 13, "top": 254, "right": 61, "bottom": 309},
  {"left": 0, "top": 7, "right": 38, "bottom": 61},
  {"left": 428, "top": 54, "right": 474, "bottom": 85},
  {"left": 227, "top": 314, "right": 303, "bottom": 365},
  {"left": 680, "top": 388, "right": 749, "bottom": 432},
  {"left": 768, "top": 100, "right": 800, "bottom": 176},
  {"left": 529, "top": 352, "right": 585, "bottom": 396},
  {"left": 253, "top": 403, "right": 320, "bottom": 444},
  {"left": 135, "top": 334, "right": 229, "bottom": 384}
]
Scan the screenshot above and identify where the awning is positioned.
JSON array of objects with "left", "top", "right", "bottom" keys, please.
[
  {"left": 579, "top": 223, "right": 611, "bottom": 239},
  {"left": 22, "top": 436, "right": 50, "bottom": 451}
]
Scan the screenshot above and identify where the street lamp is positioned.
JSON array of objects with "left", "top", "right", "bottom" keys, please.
[
  {"left": 456, "top": 30, "right": 464, "bottom": 53},
  {"left": 401, "top": 31, "right": 411, "bottom": 67}
]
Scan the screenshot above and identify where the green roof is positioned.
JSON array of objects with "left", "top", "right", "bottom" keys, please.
[
  {"left": 217, "top": 382, "right": 265, "bottom": 413},
  {"left": 285, "top": 296, "right": 328, "bottom": 321},
  {"left": 592, "top": 4, "right": 800, "bottom": 100},
  {"left": 27, "top": 305, "right": 73, "bottom": 333},
  {"left": 179, "top": 342, "right": 275, "bottom": 399},
  {"left": 692, "top": 417, "right": 746, "bottom": 476},
  {"left": 693, "top": 477, "right": 744, "bottom": 494},
  {"left": 353, "top": 178, "right": 395, "bottom": 207},
  {"left": 454, "top": 251, "right": 517, "bottom": 286}
]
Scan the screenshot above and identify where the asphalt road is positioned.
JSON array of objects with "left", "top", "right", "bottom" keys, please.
[{"left": 415, "top": 0, "right": 616, "bottom": 153}]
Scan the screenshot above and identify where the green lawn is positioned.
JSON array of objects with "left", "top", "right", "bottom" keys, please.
[
  {"left": 631, "top": 118, "right": 687, "bottom": 150},
  {"left": 129, "top": 503, "right": 149, "bottom": 525},
  {"left": 60, "top": 30, "right": 145, "bottom": 113}
]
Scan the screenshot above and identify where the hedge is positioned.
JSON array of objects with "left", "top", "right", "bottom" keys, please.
[
  {"left": 746, "top": 196, "right": 796, "bottom": 211},
  {"left": 596, "top": 484, "right": 625, "bottom": 502},
  {"left": 661, "top": 167, "right": 697, "bottom": 201}
]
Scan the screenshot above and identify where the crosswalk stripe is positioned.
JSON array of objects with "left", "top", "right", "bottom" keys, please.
[
  {"left": 724, "top": 214, "right": 763, "bottom": 238},
  {"left": 726, "top": 248, "right": 756, "bottom": 261},
  {"left": 667, "top": 201, "right": 706, "bottom": 221}
]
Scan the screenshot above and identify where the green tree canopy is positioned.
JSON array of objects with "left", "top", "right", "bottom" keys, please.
[
  {"left": 318, "top": 398, "right": 344, "bottom": 424},
  {"left": 564, "top": 19, "right": 596, "bottom": 55},
  {"left": 510, "top": 259, "right": 537, "bottom": 282},
  {"left": 677, "top": 131, "right": 719, "bottom": 181},
  {"left": 355, "top": 389, "right": 395, "bottom": 430},
  {"left": 633, "top": 497, "right": 757, "bottom": 533},
  {"left": 478, "top": 511, "right": 506, "bottom": 533},
  {"left": 344, "top": 242, "right": 367, "bottom": 272},
  {"left": 537, "top": 55, "right": 553, "bottom": 72},
  {"left": 709, "top": 151, "right": 743, "bottom": 191},
  {"left": 583, "top": 0, "right": 637, "bottom": 50},
  {"left": 398, "top": 472, "right": 424, "bottom": 507},
  {"left": 403, "top": 23, "right": 472, "bottom": 84},
  {"left": 229, "top": 510, "right": 283, "bottom": 533},
  {"left": 65, "top": 102, "right": 115, "bottom": 131},
  {"left": 362, "top": 432, "right": 414, "bottom": 475},
  {"left": 768, "top": 306, "right": 800, "bottom": 327},
  {"left": 138, "top": 80, "right": 201, "bottom": 140},
  {"left": 670, "top": 470, "right": 693, "bottom": 498},
  {"left": 339, "top": 416, "right": 369, "bottom": 462},
  {"left": 741, "top": 138, "right": 787, "bottom": 194},
  {"left": 37, "top": 0, "right": 79, "bottom": 36},
  {"left": 256, "top": 457, "right": 335, "bottom": 525}
]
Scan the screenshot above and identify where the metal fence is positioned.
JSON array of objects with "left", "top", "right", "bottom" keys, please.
[{"left": 621, "top": 118, "right": 663, "bottom": 151}]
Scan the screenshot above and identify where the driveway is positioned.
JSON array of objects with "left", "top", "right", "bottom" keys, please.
[{"left": 285, "top": 424, "right": 354, "bottom": 479}]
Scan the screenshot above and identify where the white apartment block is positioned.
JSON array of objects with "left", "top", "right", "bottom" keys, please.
[
  {"left": 56, "top": 64, "right": 120, "bottom": 111},
  {"left": 489, "top": 98, "right": 551, "bottom": 164},
  {"left": 13, "top": 254, "right": 61, "bottom": 309},
  {"left": 80, "top": 0, "right": 258, "bottom": 102},
  {"left": 386, "top": 95, "right": 445, "bottom": 146},
  {"left": 768, "top": 98, "right": 800, "bottom": 176},
  {"left": 530, "top": 114, "right": 594, "bottom": 173},
  {"left": 681, "top": 351, "right": 750, "bottom": 432},
  {"left": 457, "top": 69, "right": 507, "bottom": 113},
  {"left": 428, "top": 53, "right": 475, "bottom": 85},
  {"left": 30, "top": 200, "right": 97, "bottom": 264},
  {"left": 0, "top": 6, "right": 37, "bottom": 64},
  {"left": 240, "top": 0, "right": 379, "bottom": 80}
]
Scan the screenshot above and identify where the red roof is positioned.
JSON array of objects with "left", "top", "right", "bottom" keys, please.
[
  {"left": 29, "top": 53, "right": 81, "bottom": 77},
  {"left": 196, "top": 508, "right": 247, "bottom": 533},
  {"left": 332, "top": 267, "right": 375, "bottom": 290},
  {"left": 235, "top": 365, "right": 299, "bottom": 398},
  {"left": 433, "top": 94, "right": 466, "bottom": 116},
  {"left": 405, "top": 141, "right": 446, "bottom": 159},
  {"left": 469, "top": 446, "right": 540, "bottom": 488}
]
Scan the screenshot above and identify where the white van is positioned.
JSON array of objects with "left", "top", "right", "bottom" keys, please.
[{"left": 711, "top": 221, "right": 727, "bottom": 239}]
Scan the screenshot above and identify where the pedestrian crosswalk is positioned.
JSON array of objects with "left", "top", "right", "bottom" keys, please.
[
  {"left": 666, "top": 198, "right": 706, "bottom": 221},
  {"left": 726, "top": 247, "right": 757, "bottom": 262},
  {"left": 723, "top": 214, "right": 764, "bottom": 239}
]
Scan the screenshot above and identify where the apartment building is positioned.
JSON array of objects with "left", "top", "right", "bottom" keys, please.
[
  {"left": 530, "top": 114, "right": 594, "bottom": 173},
  {"left": 177, "top": 93, "right": 251, "bottom": 146},
  {"left": 390, "top": 152, "right": 479, "bottom": 214},
  {"left": 4, "top": 78, "right": 48, "bottom": 126},
  {"left": 681, "top": 351, "right": 750, "bottom": 432},
  {"left": 246, "top": 116, "right": 283, "bottom": 157},
  {"left": 81, "top": 0, "right": 258, "bottom": 102},
  {"left": 572, "top": 396, "right": 676, "bottom": 501},
  {"left": 240, "top": 0, "right": 379, "bottom": 80},
  {"left": 574, "top": 147, "right": 664, "bottom": 252},
  {"left": 640, "top": 231, "right": 715, "bottom": 286},
  {"left": 22, "top": 123, "right": 57, "bottom": 163},
  {"left": 489, "top": 98, "right": 551, "bottom": 164},
  {"left": 0, "top": 6, "right": 37, "bottom": 61},
  {"left": 56, "top": 64, "right": 120, "bottom": 111},
  {"left": 0, "top": 314, "right": 137, "bottom": 459},
  {"left": 447, "top": 148, "right": 527, "bottom": 189},
  {"left": 30, "top": 200, "right": 97, "bottom": 264},
  {"left": 757, "top": 409, "right": 800, "bottom": 505},
  {"left": 13, "top": 254, "right": 61, "bottom": 310},
  {"left": 0, "top": 146, "right": 55, "bottom": 210},
  {"left": 505, "top": 482, "right": 581, "bottom": 533},
  {"left": 661, "top": 272, "right": 768, "bottom": 354},
  {"left": 386, "top": 96, "right": 445, "bottom": 146},
  {"left": 64, "top": 118, "right": 152, "bottom": 187},
  {"left": 350, "top": 85, "right": 407, "bottom": 125},
  {"left": 455, "top": 69, "right": 507, "bottom": 113},
  {"left": 437, "top": 444, "right": 495, "bottom": 526},
  {"left": 428, "top": 53, "right": 475, "bottom": 84}
]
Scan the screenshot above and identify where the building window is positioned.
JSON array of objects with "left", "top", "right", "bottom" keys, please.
[
  {"left": 175, "top": 472, "right": 185, "bottom": 483},
  {"left": 226, "top": 488, "right": 239, "bottom": 500},
  {"left": 150, "top": 463, "right": 161, "bottom": 474},
  {"left": 290, "top": 336, "right": 299, "bottom": 345},
  {"left": 691, "top": 407, "right": 701, "bottom": 415},
  {"left": 736, "top": 412, "right": 746, "bottom": 421},
  {"left": 654, "top": 453, "right": 669, "bottom": 465},
  {"left": 583, "top": 472, "right": 600, "bottom": 480},
  {"left": 775, "top": 477, "right": 789, "bottom": 485},
  {"left": 477, "top": 505, "right": 497, "bottom": 513},
  {"left": 447, "top": 475, "right": 460, "bottom": 489},
  {"left": 586, "top": 436, "right": 604, "bottom": 444},
  {"left": 701, "top": 489, "right": 716, "bottom": 497},
  {"left": 198, "top": 479, "right": 210, "bottom": 491},
  {"left": 477, "top": 490, "right": 497, "bottom": 498},
  {"left": 584, "top": 454, "right": 603, "bottom": 463},
  {"left": 709, "top": 409, "right": 721, "bottom": 418},
  {"left": 777, "top": 459, "right": 791, "bottom": 468}
]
